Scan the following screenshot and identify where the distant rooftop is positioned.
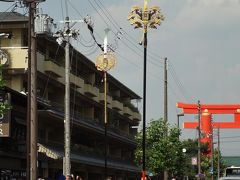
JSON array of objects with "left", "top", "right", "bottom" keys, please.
[
  {"left": 0, "top": 12, "right": 28, "bottom": 22},
  {"left": 223, "top": 156, "right": 240, "bottom": 167}
]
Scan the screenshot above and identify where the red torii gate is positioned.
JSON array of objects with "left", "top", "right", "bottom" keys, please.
[{"left": 177, "top": 102, "right": 240, "bottom": 155}]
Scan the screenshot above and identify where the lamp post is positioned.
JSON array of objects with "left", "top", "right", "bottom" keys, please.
[
  {"left": 95, "top": 28, "right": 116, "bottom": 179},
  {"left": 177, "top": 113, "right": 184, "bottom": 140},
  {"left": 128, "top": 1, "right": 164, "bottom": 179},
  {"left": 177, "top": 113, "right": 184, "bottom": 130}
]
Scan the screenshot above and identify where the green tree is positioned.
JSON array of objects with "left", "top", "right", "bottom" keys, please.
[
  {"left": 201, "top": 149, "right": 226, "bottom": 179},
  {"left": 181, "top": 139, "right": 198, "bottom": 179},
  {"left": 135, "top": 118, "right": 185, "bottom": 178},
  {"left": 0, "top": 65, "right": 10, "bottom": 115},
  {"left": 181, "top": 139, "right": 226, "bottom": 179}
]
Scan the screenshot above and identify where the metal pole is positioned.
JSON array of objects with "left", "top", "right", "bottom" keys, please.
[
  {"left": 142, "top": 27, "right": 147, "bottom": 180},
  {"left": 211, "top": 117, "right": 214, "bottom": 180},
  {"left": 177, "top": 114, "right": 184, "bottom": 140},
  {"left": 64, "top": 16, "right": 71, "bottom": 176},
  {"left": 163, "top": 57, "right": 168, "bottom": 180},
  {"left": 177, "top": 115, "right": 179, "bottom": 129},
  {"left": 104, "top": 71, "right": 108, "bottom": 179},
  {"left": 197, "top": 100, "right": 201, "bottom": 180},
  {"left": 164, "top": 57, "right": 168, "bottom": 124},
  {"left": 217, "top": 127, "right": 220, "bottom": 179}
]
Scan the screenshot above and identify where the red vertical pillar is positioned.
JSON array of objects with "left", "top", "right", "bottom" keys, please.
[{"left": 201, "top": 110, "right": 212, "bottom": 155}]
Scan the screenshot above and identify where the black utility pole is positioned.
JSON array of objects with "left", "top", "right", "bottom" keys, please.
[{"left": 26, "top": 1, "right": 37, "bottom": 180}]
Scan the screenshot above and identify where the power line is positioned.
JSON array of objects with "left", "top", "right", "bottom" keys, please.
[
  {"left": 88, "top": 0, "right": 164, "bottom": 67},
  {"left": 95, "top": 0, "right": 165, "bottom": 64},
  {"left": 63, "top": 1, "right": 186, "bottom": 104},
  {"left": 168, "top": 60, "right": 194, "bottom": 102},
  {"left": 219, "top": 135, "right": 240, "bottom": 139}
]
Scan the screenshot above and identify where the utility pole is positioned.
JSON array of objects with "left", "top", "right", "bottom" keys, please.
[
  {"left": 217, "top": 127, "right": 220, "bottom": 179},
  {"left": 197, "top": 100, "right": 201, "bottom": 180},
  {"left": 164, "top": 57, "right": 168, "bottom": 124},
  {"left": 25, "top": 0, "right": 41, "bottom": 179},
  {"left": 163, "top": 57, "right": 168, "bottom": 180},
  {"left": 211, "top": 117, "right": 214, "bottom": 180},
  {"left": 56, "top": 16, "right": 82, "bottom": 176},
  {"left": 64, "top": 16, "right": 71, "bottom": 176},
  {"left": 0, "top": 0, "right": 41, "bottom": 179}
]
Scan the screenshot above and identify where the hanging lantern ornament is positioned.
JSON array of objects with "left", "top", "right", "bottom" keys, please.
[
  {"left": 96, "top": 52, "right": 116, "bottom": 72},
  {"left": 95, "top": 28, "right": 116, "bottom": 72}
]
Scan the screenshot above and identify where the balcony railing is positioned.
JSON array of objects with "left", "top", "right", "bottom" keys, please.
[
  {"left": 132, "top": 111, "right": 141, "bottom": 121},
  {"left": 98, "top": 93, "right": 112, "bottom": 106},
  {"left": 43, "top": 60, "right": 64, "bottom": 78},
  {"left": 112, "top": 99, "right": 123, "bottom": 111},
  {"left": 84, "top": 83, "right": 99, "bottom": 97},
  {"left": 3, "top": 48, "right": 28, "bottom": 71},
  {"left": 70, "top": 73, "right": 84, "bottom": 89},
  {"left": 123, "top": 106, "right": 132, "bottom": 117}
]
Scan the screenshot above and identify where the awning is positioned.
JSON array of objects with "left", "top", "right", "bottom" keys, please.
[
  {"left": 37, "top": 143, "right": 61, "bottom": 160},
  {"left": 37, "top": 143, "right": 140, "bottom": 173}
]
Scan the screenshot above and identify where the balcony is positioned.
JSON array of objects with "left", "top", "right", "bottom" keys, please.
[
  {"left": 70, "top": 74, "right": 84, "bottom": 89},
  {"left": 132, "top": 112, "right": 141, "bottom": 121},
  {"left": 112, "top": 99, "right": 123, "bottom": 111},
  {"left": 3, "top": 48, "right": 28, "bottom": 73},
  {"left": 98, "top": 93, "right": 112, "bottom": 107},
  {"left": 43, "top": 60, "right": 64, "bottom": 78},
  {"left": 84, "top": 83, "right": 99, "bottom": 97},
  {"left": 123, "top": 106, "right": 132, "bottom": 117}
]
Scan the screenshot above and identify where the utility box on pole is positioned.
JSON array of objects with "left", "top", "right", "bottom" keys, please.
[{"left": 35, "top": 14, "right": 55, "bottom": 35}]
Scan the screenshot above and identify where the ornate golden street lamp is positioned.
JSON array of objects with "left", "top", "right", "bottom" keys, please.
[
  {"left": 95, "top": 28, "right": 116, "bottom": 179},
  {"left": 128, "top": 0, "right": 164, "bottom": 179}
]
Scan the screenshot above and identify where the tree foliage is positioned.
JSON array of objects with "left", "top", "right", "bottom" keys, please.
[
  {"left": 182, "top": 139, "right": 226, "bottom": 179},
  {"left": 135, "top": 118, "right": 226, "bottom": 179},
  {"left": 0, "top": 65, "right": 10, "bottom": 115},
  {"left": 135, "top": 118, "right": 185, "bottom": 177},
  {"left": 201, "top": 149, "right": 226, "bottom": 179}
]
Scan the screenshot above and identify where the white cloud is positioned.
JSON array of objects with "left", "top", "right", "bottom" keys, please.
[{"left": 172, "top": 0, "right": 240, "bottom": 33}]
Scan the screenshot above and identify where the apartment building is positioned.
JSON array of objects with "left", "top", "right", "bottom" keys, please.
[{"left": 0, "top": 12, "right": 141, "bottom": 180}]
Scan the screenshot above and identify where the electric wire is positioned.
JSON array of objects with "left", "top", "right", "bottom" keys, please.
[
  {"left": 95, "top": 0, "right": 165, "bottom": 65},
  {"left": 0, "top": 2, "right": 18, "bottom": 21},
  {"left": 68, "top": 0, "right": 164, "bottom": 71},
  {"left": 64, "top": 0, "right": 69, "bottom": 18},
  {"left": 76, "top": 35, "right": 95, "bottom": 48},
  {"left": 219, "top": 135, "right": 240, "bottom": 139},
  {"left": 66, "top": 0, "right": 84, "bottom": 19},
  {"left": 168, "top": 60, "right": 194, "bottom": 102},
  {"left": 67, "top": 0, "right": 187, "bottom": 106},
  {"left": 88, "top": 0, "right": 164, "bottom": 68},
  {"left": 60, "top": 0, "right": 65, "bottom": 21},
  {"left": 87, "top": 0, "right": 109, "bottom": 29},
  {"left": 78, "top": 32, "right": 94, "bottom": 45},
  {"left": 42, "top": 45, "right": 61, "bottom": 99}
]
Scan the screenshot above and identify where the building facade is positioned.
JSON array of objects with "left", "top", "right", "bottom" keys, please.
[{"left": 0, "top": 12, "right": 141, "bottom": 180}]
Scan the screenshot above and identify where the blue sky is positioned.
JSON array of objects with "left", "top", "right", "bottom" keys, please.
[{"left": 1, "top": 0, "right": 240, "bottom": 156}]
